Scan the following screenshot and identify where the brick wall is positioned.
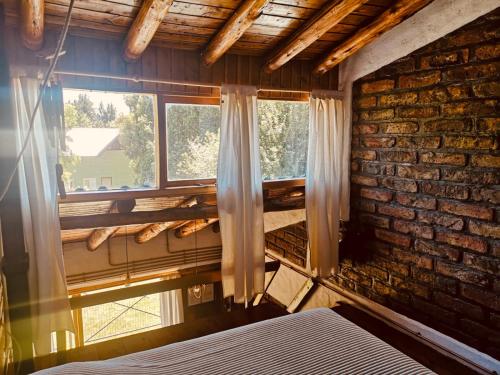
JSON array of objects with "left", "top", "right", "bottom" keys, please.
[
  {"left": 266, "top": 222, "right": 308, "bottom": 267},
  {"left": 339, "top": 10, "right": 500, "bottom": 358}
]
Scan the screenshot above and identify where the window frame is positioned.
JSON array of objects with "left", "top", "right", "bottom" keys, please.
[{"left": 160, "top": 95, "right": 221, "bottom": 188}]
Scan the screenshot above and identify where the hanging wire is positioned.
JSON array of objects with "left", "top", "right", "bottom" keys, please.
[{"left": 0, "top": 0, "right": 76, "bottom": 203}]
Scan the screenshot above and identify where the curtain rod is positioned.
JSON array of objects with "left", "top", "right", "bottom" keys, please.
[{"left": 53, "top": 70, "right": 312, "bottom": 94}]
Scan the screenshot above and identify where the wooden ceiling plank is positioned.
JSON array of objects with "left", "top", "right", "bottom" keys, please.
[
  {"left": 202, "top": 0, "right": 270, "bottom": 66},
  {"left": 175, "top": 219, "right": 219, "bottom": 238},
  {"left": 264, "top": 0, "right": 368, "bottom": 73},
  {"left": 314, "top": 0, "right": 433, "bottom": 74},
  {"left": 123, "top": 0, "right": 173, "bottom": 61},
  {"left": 21, "top": 0, "right": 45, "bottom": 50}
]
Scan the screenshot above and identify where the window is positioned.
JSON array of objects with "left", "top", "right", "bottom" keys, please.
[
  {"left": 165, "top": 100, "right": 220, "bottom": 183},
  {"left": 61, "top": 89, "right": 157, "bottom": 192},
  {"left": 258, "top": 100, "right": 309, "bottom": 181}
]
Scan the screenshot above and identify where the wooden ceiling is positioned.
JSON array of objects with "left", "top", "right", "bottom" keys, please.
[{"left": 5, "top": 0, "right": 433, "bottom": 74}]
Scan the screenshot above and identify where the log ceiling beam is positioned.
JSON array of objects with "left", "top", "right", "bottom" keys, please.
[
  {"left": 202, "top": 0, "right": 269, "bottom": 66},
  {"left": 86, "top": 199, "right": 136, "bottom": 251},
  {"left": 264, "top": 0, "right": 368, "bottom": 73},
  {"left": 61, "top": 197, "right": 304, "bottom": 230},
  {"left": 123, "top": 0, "right": 173, "bottom": 61},
  {"left": 134, "top": 196, "right": 198, "bottom": 244},
  {"left": 313, "top": 0, "right": 433, "bottom": 75},
  {"left": 20, "top": 0, "right": 45, "bottom": 50},
  {"left": 175, "top": 218, "right": 219, "bottom": 238}
]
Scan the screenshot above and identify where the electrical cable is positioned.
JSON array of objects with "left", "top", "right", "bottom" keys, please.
[{"left": 0, "top": 0, "right": 76, "bottom": 203}]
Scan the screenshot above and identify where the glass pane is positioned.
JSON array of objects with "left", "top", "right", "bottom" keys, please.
[
  {"left": 166, "top": 103, "right": 220, "bottom": 181},
  {"left": 258, "top": 100, "right": 309, "bottom": 180},
  {"left": 61, "top": 89, "right": 156, "bottom": 192}
]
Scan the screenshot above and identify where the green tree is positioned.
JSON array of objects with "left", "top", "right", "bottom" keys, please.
[
  {"left": 97, "top": 102, "right": 117, "bottom": 127},
  {"left": 116, "top": 95, "right": 155, "bottom": 186}
]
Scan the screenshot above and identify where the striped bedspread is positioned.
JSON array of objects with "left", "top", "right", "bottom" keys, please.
[{"left": 36, "top": 308, "right": 433, "bottom": 374}]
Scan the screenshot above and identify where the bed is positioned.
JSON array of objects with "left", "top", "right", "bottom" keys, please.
[{"left": 36, "top": 308, "right": 433, "bottom": 374}]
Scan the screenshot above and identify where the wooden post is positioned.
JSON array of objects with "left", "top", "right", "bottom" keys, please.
[
  {"left": 20, "top": 0, "right": 45, "bottom": 50},
  {"left": 0, "top": 5, "right": 34, "bottom": 371}
]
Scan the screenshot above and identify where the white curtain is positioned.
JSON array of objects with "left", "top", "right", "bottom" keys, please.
[
  {"left": 217, "top": 84, "right": 265, "bottom": 305},
  {"left": 160, "top": 289, "right": 184, "bottom": 327},
  {"left": 11, "top": 77, "right": 74, "bottom": 355},
  {"left": 306, "top": 91, "right": 345, "bottom": 277}
]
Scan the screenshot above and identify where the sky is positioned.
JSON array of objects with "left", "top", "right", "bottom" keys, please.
[{"left": 63, "top": 88, "right": 145, "bottom": 116}]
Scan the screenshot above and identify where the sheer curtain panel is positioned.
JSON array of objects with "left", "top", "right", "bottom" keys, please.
[
  {"left": 217, "top": 84, "right": 265, "bottom": 305},
  {"left": 11, "top": 77, "right": 74, "bottom": 355},
  {"left": 306, "top": 91, "right": 345, "bottom": 277}
]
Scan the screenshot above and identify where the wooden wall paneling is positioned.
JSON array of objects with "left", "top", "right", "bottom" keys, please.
[
  {"left": 141, "top": 47, "right": 158, "bottom": 93},
  {"left": 184, "top": 51, "right": 200, "bottom": 96},
  {"left": 156, "top": 47, "right": 172, "bottom": 93},
  {"left": 107, "top": 39, "right": 128, "bottom": 92}
]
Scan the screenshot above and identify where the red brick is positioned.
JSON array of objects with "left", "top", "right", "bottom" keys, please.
[
  {"left": 379, "top": 150, "right": 417, "bottom": 163},
  {"left": 477, "top": 118, "right": 500, "bottom": 133},
  {"left": 439, "top": 200, "right": 493, "bottom": 221},
  {"left": 356, "top": 263, "right": 389, "bottom": 281},
  {"left": 392, "top": 277, "right": 430, "bottom": 299},
  {"left": 392, "top": 248, "right": 433, "bottom": 270},
  {"left": 468, "top": 221, "right": 500, "bottom": 239},
  {"left": 360, "top": 188, "right": 392, "bottom": 202},
  {"left": 441, "top": 169, "right": 499, "bottom": 184},
  {"left": 422, "top": 119, "right": 470, "bottom": 133},
  {"left": 434, "top": 292, "right": 484, "bottom": 321},
  {"left": 378, "top": 205, "right": 415, "bottom": 220},
  {"left": 361, "top": 162, "right": 395, "bottom": 176},
  {"left": 459, "top": 319, "right": 500, "bottom": 345},
  {"left": 435, "top": 276, "right": 458, "bottom": 295},
  {"left": 380, "top": 177, "right": 417, "bottom": 193},
  {"left": 373, "top": 280, "right": 402, "bottom": 300},
  {"left": 353, "top": 123, "right": 378, "bottom": 135},
  {"left": 397, "top": 165, "right": 439, "bottom": 180},
  {"left": 436, "top": 260, "right": 489, "bottom": 286},
  {"left": 397, "top": 106, "right": 439, "bottom": 118},
  {"left": 460, "top": 284, "right": 500, "bottom": 312},
  {"left": 474, "top": 44, "right": 500, "bottom": 60},
  {"left": 374, "top": 229, "right": 411, "bottom": 248},
  {"left": 446, "top": 85, "right": 470, "bottom": 100},
  {"left": 417, "top": 211, "right": 464, "bottom": 231},
  {"left": 381, "top": 122, "right": 418, "bottom": 134},
  {"left": 442, "top": 101, "right": 497, "bottom": 117},
  {"left": 351, "top": 160, "right": 360, "bottom": 172},
  {"left": 373, "top": 256, "right": 410, "bottom": 276},
  {"left": 421, "top": 182, "right": 469, "bottom": 200},
  {"left": 342, "top": 268, "right": 372, "bottom": 288},
  {"left": 443, "top": 136, "right": 494, "bottom": 149},
  {"left": 356, "top": 200, "right": 376, "bottom": 213},
  {"left": 359, "top": 213, "right": 390, "bottom": 229},
  {"left": 411, "top": 267, "right": 435, "bottom": 284},
  {"left": 361, "top": 137, "right": 395, "bottom": 148},
  {"left": 472, "top": 81, "right": 500, "bottom": 97},
  {"left": 379, "top": 92, "right": 417, "bottom": 106},
  {"left": 435, "top": 231, "right": 487, "bottom": 253},
  {"left": 471, "top": 154, "right": 500, "bottom": 168},
  {"left": 471, "top": 188, "right": 500, "bottom": 204},
  {"left": 393, "top": 220, "right": 434, "bottom": 239},
  {"left": 360, "top": 109, "right": 394, "bottom": 121},
  {"left": 418, "top": 88, "right": 449, "bottom": 104},
  {"left": 420, "top": 50, "right": 469, "bottom": 69},
  {"left": 355, "top": 96, "right": 377, "bottom": 109},
  {"left": 399, "top": 71, "right": 441, "bottom": 88},
  {"left": 411, "top": 297, "right": 456, "bottom": 324},
  {"left": 463, "top": 252, "right": 500, "bottom": 275},
  {"left": 443, "top": 63, "right": 499, "bottom": 81},
  {"left": 351, "top": 174, "right": 378, "bottom": 187},
  {"left": 361, "top": 79, "right": 395, "bottom": 94},
  {"left": 420, "top": 152, "right": 466, "bottom": 166},
  {"left": 396, "top": 136, "right": 440, "bottom": 149},
  {"left": 415, "top": 239, "right": 461, "bottom": 262},
  {"left": 395, "top": 193, "right": 436, "bottom": 210},
  {"left": 352, "top": 150, "right": 376, "bottom": 160}
]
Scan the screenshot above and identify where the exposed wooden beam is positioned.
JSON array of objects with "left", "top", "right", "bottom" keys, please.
[
  {"left": 313, "top": 0, "right": 432, "bottom": 75},
  {"left": 20, "top": 0, "right": 45, "bottom": 50},
  {"left": 175, "top": 219, "right": 219, "bottom": 238},
  {"left": 60, "top": 198, "right": 305, "bottom": 230},
  {"left": 86, "top": 199, "right": 136, "bottom": 251},
  {"left": 264, "top": 0, "right": 368, "bottom": 73},
  {"left": 134, "top": 196, "right": 198, "bottom": 244},
  {"left": 202, "top": 0, "right": 269, "bottom": 66},
  {"left": 123, "top": 0, "right": 173, "bottom": 61}
]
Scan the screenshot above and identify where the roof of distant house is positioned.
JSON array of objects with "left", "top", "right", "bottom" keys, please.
[{"left": 66, "top": 127, "right": 119, "bottom": 157}]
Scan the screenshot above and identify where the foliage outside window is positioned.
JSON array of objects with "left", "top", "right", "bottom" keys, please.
[
  {"left": 61, "top": 90, "right": 156, "bottom": 192},
  {"left": 258, "top": 100, "right": 308, "bottom": 180},
  {"left": 166, "top": 103, "right": 220, "bottom": 181}
]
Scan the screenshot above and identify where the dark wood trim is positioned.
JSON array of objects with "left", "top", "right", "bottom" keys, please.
[
  {"left": 59, "top": 178, "right": 305, "bottom": 203},
  {"left": 69, "top": 261, "right": 280, "bottom": 309},
  {"left": 60, "top": 196, "right": 304, "bottom": 230}
]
